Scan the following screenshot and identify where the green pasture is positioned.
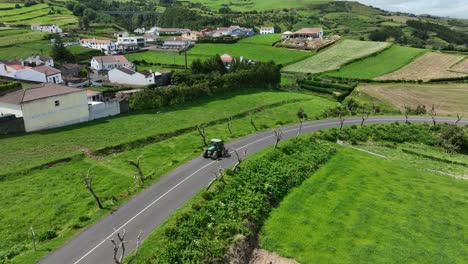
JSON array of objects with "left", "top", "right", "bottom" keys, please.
[
  {"left": 189, "top": 0, "right": 330, "bottom": 11},
  {"left": 1, "top": 90, "right": 336, "bottom": 263},
  {"left": 283, "top": 40, "right": 391, "bottom": 74},
  {"left": 260, "top": 145, "right": 468, "bottom": 263},
  {"left": 326, "top": 45, "right": 426, "bottom": 79}
]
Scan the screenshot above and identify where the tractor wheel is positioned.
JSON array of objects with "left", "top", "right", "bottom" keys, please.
[
  {"left": 203, "top": 150, "right": 209, "bottom": 158},
  {"left": 221, "top": 148, "right": 226, "bottom": 157},
  {"left": 212, "top": 151, "right": 219, "bottom": 160}
]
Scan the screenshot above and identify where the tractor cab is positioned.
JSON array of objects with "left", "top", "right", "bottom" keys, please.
[{"left": 203, "top": 139, "right": 227, "bottom": 160}]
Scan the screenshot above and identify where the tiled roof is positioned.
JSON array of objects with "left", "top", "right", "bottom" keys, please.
[
  {"left": 295, "top": 28, "right": 322, "bottom": 34},
  {"left": 32, "top": 65, "right": 61, "bottom": 76},
  {"left": 0, "top": 83, "right": 84, "bottom": 105},
  {"left": 93, "top": 55, "right": 130, "bottom": 64}
]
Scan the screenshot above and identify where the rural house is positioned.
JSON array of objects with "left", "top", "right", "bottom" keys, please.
[
  {"left": 211, "top": 26, "right": 255, "bottom": 38},
  {"left": 0, "top": 83, "right": 88, "bottom": 132},
  {"left": 80, "top": 38, "right": 117, "bottom": 54},
  {"left": 181, "top": 31, "right": 203, "bottom": 42},
  {"left": 0, "top": 62, "right": 63, "bottom": 84},
  {"left": 116, "top": 32, "right": 146, "bottom": 51},
  {"left": 108, "top": 68, "right": 159, "bottom": 86},
  {"left": 148, "top": 27, "right": 190, "bottom": 35},
  {"left": 162, "top": 37, "right": 192, "bottom": 50},
  {"left": 31, "top": 24, "right": 62, "bottom": 33},
  {"left": 220, "top": 54, "right": 234, "bottom": 69},
  {"left": 260, "top": 27, "right": 275, "bottom": 35},
  {"left": 90, "top": 55, "right": 134, "bottom": 71},
  {"left": 23, "top": 55, "right": 54, "bottom": 67},
  {"left": 281, "top": 28, "right": 324, "bottom": 40}
]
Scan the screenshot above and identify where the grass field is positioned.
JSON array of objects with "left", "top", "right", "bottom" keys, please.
[
  {"left": 359, "top": 83, "right": 468, "bottom": 116},
  {"left": 326, "top": 45, "right": 426, "bottom": 79},
  {"left": 376, "top": 52, "right": 468, "bottom": 81},
  {"left": 0, "top": 3, "right": 77, "bottom": 27},
  {"left": 260, "top": 145, "right": 468, "bottom": 263},
  {"left": 283, "top": 40, "right": 391, "bottom": 74},
  {"left": 189, "top": 0, "right": 330, "bottom": 11},
  {"left": 0, "top": 90, "right": 337, "bottom": 263},
  {"left": 126, "top": 34, "right": 312, "bottom": 67}
]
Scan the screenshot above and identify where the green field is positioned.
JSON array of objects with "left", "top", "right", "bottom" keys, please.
[
  {"left": 126, "top": 34, "right": 312, "bottom": 67},
  {"left": 0, "top": 3, "right": 77, "bottom": 27},
  {"left": 326, "top": 45, "right": 426, "bottom": 79},
  {"left": 260, "top": 145, "right": 468, "bottom": 263},
  {"left": 0, "top": 89, "right": 337, "bottom": 263},
  {"left": 283, "top": 40, "right": 391, "bottom": 74},
  {"left": 189, "top": 0, "right": 330, "bottom": 12}
]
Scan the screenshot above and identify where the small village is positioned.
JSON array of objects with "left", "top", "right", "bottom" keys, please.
[{"left": 0, "top": 23, "right": 325, "bottom": 133}]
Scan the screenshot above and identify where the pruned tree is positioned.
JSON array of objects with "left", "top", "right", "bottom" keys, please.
[
  {"left": 456, "top": 113, "right": 464, "bottom": 124},
  {"left": 361, "top": 112, "right": 369, "bottom": 127},
  {"left": 338, "top": 113, "right": 345, "bottom": 130},
  {"left": 83, "top": 167, "right": 103, "bottom": 209},
  {"left": 297, "top": 118, "right": 304, "bottom": 137},
  {"left": 207, "top": 161, "right": 224, "bottom": 190},
  {"left": 232, "top": 148, "right": 248, "bottom": 173},
  {"left": 346, "top": 102, "right": 355, "bottom": 115},
  {"left": 227, "top": 117, "right": 233, "bottom": 137},
  {"left": 249, "top": 112, "right": 258, "bottom": 131},
  {"left": 430, "top": 104, "right": 437, "bottom": 125},
  {"left": 109, "top": 230, "right": 142, "bottom": 264},
  {"left": 197, "top": 124, "right": 208, "bottom": 146},
  {"left": 403, "top": 105, "right": 410, "bottom": 124},
  {"left": 128, "top": 155, "right": 153, "bottom": 185},
  {"left": 273, "top": 128, "right": 283, "bottom": 150}
]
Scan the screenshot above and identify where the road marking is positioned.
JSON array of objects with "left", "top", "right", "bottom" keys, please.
[{"left": 69, "top": 117, "right": 466, "bottom": 263}]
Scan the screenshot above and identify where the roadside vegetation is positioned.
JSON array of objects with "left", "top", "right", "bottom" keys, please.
[{"left": 283, "top": 40, "right": 391, "bottom": 74}]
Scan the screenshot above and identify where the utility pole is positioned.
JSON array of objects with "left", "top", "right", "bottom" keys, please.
[{"left": 30, "top": 226, "right": 36, "bottom": 252}]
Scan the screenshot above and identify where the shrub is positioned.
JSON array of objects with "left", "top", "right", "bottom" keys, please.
[{"left": 38, "top": 230, "right": 58, "bottom": 242}]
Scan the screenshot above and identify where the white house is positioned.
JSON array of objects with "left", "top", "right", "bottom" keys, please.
[
  {"left": 220, "top": 54, "right": 234, "bottom": 69},
  {"left": 148, "top": 27, "right": 190, "bottom": 35},
  {"left": 281, "top": 28, "right": 324, "bottom": 40},
  {"left": 181, "top": 31, "right": 203, "bottom": 42},
  {"left": 108, "top": 68, "right": 159, "bottom": 86},
  {"left": 0, "top": 62, "right": 63, "bottom": 84},
  {"left": 0, "top": 83, "right": 89, "bottom": 132},
  {"left": 162, "top": 37, "right": 192, "bottom": 50},
  {"left": 116, "top": 35, "right": 146, "bottom": 51},
  {"left": 31, "top": 24, "right": 62, "bottom": 33},
  {"left": 259, "top": 27, "right": 274, "bottom": 35},
  {"left": 23, "top": 55, "right": 54, "bottom": 67},
  {"left": 134, "top": 28, "right": 146, "bottom": 34},
  {"left": 80, "top": 38, "right": 117, "bottom": 54},
  {"left": 90, "top": 55, "right": 134, "bottom": 71}
]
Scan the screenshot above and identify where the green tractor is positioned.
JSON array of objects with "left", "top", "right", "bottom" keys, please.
[{"left": 203, "top": 139, "right": 227, "bottom": 160}]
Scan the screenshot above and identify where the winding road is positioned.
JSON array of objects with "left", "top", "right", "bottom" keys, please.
[{"left": 39, "top": 116, "right": 467, "bottom": 264}]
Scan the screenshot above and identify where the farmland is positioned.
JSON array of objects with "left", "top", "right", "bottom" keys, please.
[
  {"left": 0, "top": 3, "right": 77, "bottom": 27},
  {"left": 376, "top": 52, "right": 468, "bottom": 81},
  {"left": 358, "top": 83, "right": 468, "bottom": 116},
  {"left": 451, "top": 57, "right": 468, "bottom": 73},
  {"left": 326, "top": 45, "right": 426, "bottom": 79},
  {"left": 283, "top": 40, "right": 391, "bottom": 74},
  {"left": 0, "top": 89, "right": 338, "bottom": 263},
  {"left": 260, "top": 145, "right": 468, "bottom": 263},
  {"left": 189, "top": 0, "right": 330, "bottom": 12},
  {"left": 126, "top": 34, "right": 312, "bottom": 67}
]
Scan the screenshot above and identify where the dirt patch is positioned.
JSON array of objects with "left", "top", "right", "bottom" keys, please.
[
  {"left": 359, "top": 83, "right": 468, "bottom": 116},
  {"left": 276, "top": 35, "right": 340, "bottom": 51},
  {"left": 376, "top": 52, "right": 468, "bottom": 81},
  {"left": 249, "top": 249, "right": 298, "bottom": 264},
  {"left": 451, "top": 57, "right": 468, "bottom": 74}
]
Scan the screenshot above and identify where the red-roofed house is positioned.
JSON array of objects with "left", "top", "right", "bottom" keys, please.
[
  {"left": 0, "top": 62, "right": 63, "bottom": 83},
  {"left": 281, "top": 28, "right": 323, "bottom": 40},
  {"left": 80, "top": 38, "right": 117, "bottom": 54},
  {"left": 220, "top": 54, "right": 234, "bottom": 69}
]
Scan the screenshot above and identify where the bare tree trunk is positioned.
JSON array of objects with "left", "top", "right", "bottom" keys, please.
[
  {"left": 431, "top": 105, "right": 437, "bottom": 125},
  {"left": 128, "top": 155, "right": 145, "bottom": 184},
  {"left": 227, "top": 117, "right": 233, "bottom": 137},
  {"left": 249, "top": 113, "right": 258, "bottom": 131},
  {"left": 297, "top": 119, "right": 304, "bottom": 137},
  {"left": 232, "top": 148, "right": 248, "bottom": 173},
  {"left": 456, "top": 114, "right": 463, "bottom": 124},
  {"left": 109, "top": 230, "right": 142, "bottom": 264},
  {"left": 197, "top": 124, "right": 208, "bottom": 147},
  {"left": 83, "top": 168, "right": 103, "bottom": 209},
  {"left": 274, "top": 128, "right": 283, "bottom": 150},
  {"left": 207, "top": 161, "right": 224, "bottom": 190},
  {"left": 361, "top": 113, "right": 369, "bottom": 127},
  {"left": 339, "top": 113, "right": 345, "bottom": 130}
]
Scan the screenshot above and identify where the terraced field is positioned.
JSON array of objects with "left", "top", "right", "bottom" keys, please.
[
  {"left": 0, "top": 3, "right": 77, "bottom": 27},
  {"left": 189, "top": 0, "right": 330, "bottom": 11},
  {"left": 283, "top": 40, "right": 391, "bottom": 74},
  {"left": 451, "top": 57, "right": 468, "bottom": 73},
  {"left": 377, "top": 52, "right": 468, "bottom": 81},
  {"left": 359, "top": 83, "right": 468, "bottom": 115},
  {"left": 326, "top": 45, "right": 426, "bottom": 79}
]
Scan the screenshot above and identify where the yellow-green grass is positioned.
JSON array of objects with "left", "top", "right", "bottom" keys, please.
[
  {"left": 126, "top": 38, "right": 312, "bottom": 67},
  {"left": 260, "top": 146, "right": 468, "bottom": 263},
  {"left": 326, "top": 45, "right": 426, "bottom": 79},
  {"left": 239, "top": 33, "right": 281, "bottom": 46},
  {"left": 0, "top": 4, "right": 77, "bottom": 26},
  {"left": 0, "top": 89, "right": 335, "bottom": 175},
  {"left": 283, "top": 40, "right": 391, "bottom": 74},
  {"left": 1, "top": 93, "right": 337, "bottom": 263},
  {"left": 189, "top": 0, "right": 330, "bottom": 12},
  {"left": 0, "top": 30, "right": 47, "bottom": 47}
]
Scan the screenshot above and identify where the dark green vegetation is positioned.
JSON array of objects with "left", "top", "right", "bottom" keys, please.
[
  {"left": 326, "top": 45, "right": 426, "bottom": 79},
  {"left": 133, "top": 134, "right": 336, "bottom": 263},
  {"left": 260, "top": 124, "right": 468, "bottom": 263},
  {"left": 131, "top": 56, "right": 281, "bottom": 110},
  {"left": 298, "top": 78, "right": 357, "bottom": 101},
  {"left": 0, "top": 89, "right": 337, "bottom": 263}
]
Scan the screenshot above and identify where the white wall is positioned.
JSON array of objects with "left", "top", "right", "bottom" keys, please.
[
  {"left": 21, "top": 91, "right": 89, "bottom": 132},
  {"left": 15, "top": 69, "right": 45, "bottom": 82},
  {"left": 109, "top": 69, "right": 154, "bottom": 86},
  {"left": 47, "top": 73, "right": 63, "bottom": 84},
  {"left": 0, "top": 102, "right": 23, "bottom": 117},
  {"left": 88, "top": 101, "right": 120, "bottom": 120}
]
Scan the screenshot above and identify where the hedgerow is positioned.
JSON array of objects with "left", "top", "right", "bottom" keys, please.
[{"left": 144, "top": 136, "right": 335, "bottom": 263}]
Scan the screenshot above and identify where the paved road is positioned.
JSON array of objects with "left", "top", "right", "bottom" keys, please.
[{"left": 39, "top": 116, "right": 467, "bottom": 264}]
